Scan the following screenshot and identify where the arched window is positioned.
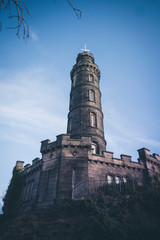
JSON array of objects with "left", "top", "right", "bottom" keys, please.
[
  {"left": 123, "top": 177, "right": 127, "bottom": 183},
  {"left": 107, "top": 175, "right": 113, "bottom": 184},
  {"left": 89, "top": 90, "right": 95, "bottom": 102},
  {"left": 90, "top": 112, "right": 96, "bottom": 127},
  {"left": 89, "top": 74, "right": 94, "bottom": 82},
  {"left": 115, "top": 176, "right": 121, "bottom": 184},
  {"left": 123, "top": 176, "right": 130, "bottom": 182}
]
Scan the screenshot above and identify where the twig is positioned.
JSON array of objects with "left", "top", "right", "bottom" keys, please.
[
  {"left": 0, "top": 0, "right": 81, "bottom": 39},
  {"left": 67, "top": 0, "right": 81, "bottom": 18},
  {"left": 0, "top": 0, "right": 30, "bottom": 39}
]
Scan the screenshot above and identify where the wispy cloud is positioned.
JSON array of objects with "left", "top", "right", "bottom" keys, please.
[
  {"left": 138, "top": 138, "right": 160, "bottom": 149},
  {"left": 0, "top": 66, "right": 68, "bottom": 145},
  {"left": 30, "top": 29, "right": 39, "bottom": 42}
]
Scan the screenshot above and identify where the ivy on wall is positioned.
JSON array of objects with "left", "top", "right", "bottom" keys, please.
[{"left": 2, "top": 167, "right": 24, "bottom": 217}]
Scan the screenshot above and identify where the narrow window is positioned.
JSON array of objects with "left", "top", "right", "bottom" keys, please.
[
  {"left": 28, "top": 182, "right": 31, "bottom": 200},
  {"left": 125, "top": 177, "right": 130, "bottom": 184},
  {"left": 91, "top": 144, "right": 96, "bottom": 154},
  {"left": 22, "top": 184, "right": 27, "bottom": 201},
  {"left": 28, "top": 180, "right": 34, "bottom": 200},
  {"left": 115, "top": 176, "right": 121, "bottom": 184},
  {"left": 72, "top": 169, "right": 76, "bottom": 188},
  {"left": 72, "top": 169, "right": 76, "bottom": 200},
  {"left": 123, "top": 177, "right": 127, "bottom": 183},
  {"left": 25, "top": 182, "right": 30, "bottom": 201},
  {"left": 89, "top": 74, "right": 94, "bottom": 82},
  {"left": 89, "top": 90, "right": 95, "bottom": 102},
  {"left": 107, "top": 175, "right": 113, "bottom": 184},
  {"left": 91, "top": 142, "right": 99, "bottom": 154},
  {"left": 69, "top": 94, "right": 73, "bottom": 110},
  {"left": 68, "top": 118, "right": 72, "bottom": 132},
  {"left": 72, "top": 75, "right": 76, "bottom": 87},
  {"left": 45, "top": 170, "right": 51, "bottom": 200},
  {"left": 90, "top": 112, "right": 96, "bottom": 127}
]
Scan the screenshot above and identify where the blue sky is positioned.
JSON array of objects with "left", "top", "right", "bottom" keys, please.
[{"left": 0, "top": 0, "right": 160, "bottom": 209}]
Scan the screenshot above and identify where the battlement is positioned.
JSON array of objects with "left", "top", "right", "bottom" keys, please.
[
  {"left": 15, "top": 161, "right": 24, "bottom": 171},
  {"left": 102, "top": 151, "right": 137, "bottom": 165},
  {"left": 15, "top": 157, "right": 42, "bottom": 176},
  {"left": 138, "top": 148, "right": 160, "bottom": 163},
  {"left": 40, "top": 134, "right": 92, "bottom": 154},
  {"left": 153, "top": 153, "right": 159, "bottom": 160}
]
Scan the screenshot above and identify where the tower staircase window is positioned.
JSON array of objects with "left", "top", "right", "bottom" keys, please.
[
  {"left": 90, "top": 112, "right": 96, "bottom": 127},
  {"left": 89, "top": 74, "right": 94, "bottom": 82},
  {"left": 72, "top": 75, "right": 76, "bottom": 87},
  {"left": 89, "top": 90, "right": 95, "bottom": 102}
]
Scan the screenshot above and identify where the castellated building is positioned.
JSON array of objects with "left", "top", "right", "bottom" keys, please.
[{"left": 15, "top": 50, "right": 160, "bottom": 211}]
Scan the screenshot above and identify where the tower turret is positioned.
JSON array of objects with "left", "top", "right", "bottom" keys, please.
[{"left": 67, "top": 51, "right": 106, "bottom": 154}]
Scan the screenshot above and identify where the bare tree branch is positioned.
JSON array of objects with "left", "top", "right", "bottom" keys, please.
[
  {"left": 67, "top": 0, "right": 81, "bottom": 18},
  {"left": 0, "top": 0, "right": 81, "bottom": 39},
  {"left": 0, "top": 0, "right": 30, "bottom": 39}
]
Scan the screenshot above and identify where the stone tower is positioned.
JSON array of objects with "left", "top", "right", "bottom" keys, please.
[{"left": 67, "top": 51, "right": 106, "bottom": 154}]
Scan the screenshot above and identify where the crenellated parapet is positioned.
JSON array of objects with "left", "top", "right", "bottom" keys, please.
[
  {"left": 40, "top": 134, "right": 92, "bottom": 154},
  {"left": 88, "top": 150, "right": 144, "bottom": 177},
  {"left": 138, "top": 148, "right": 160, "bottom": 177},
  {"left": 15, "top": 158, "right": 42, "bottom": 177},
  {"left": 70, "top": 52, "right": 100, "bottom": 81},
  {"left": 138, "top": 148, "right": 160, "bottom": 162},
  {"left": 15, "top": 161, "right": 24, "bottom": 171}
]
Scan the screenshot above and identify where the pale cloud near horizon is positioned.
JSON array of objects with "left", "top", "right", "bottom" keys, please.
[
  {"left": 0, "top": 66, "right": 68, "bottom": 146},
  {"left": 30, "top": 29, "right": 39, "bottom": 42}
]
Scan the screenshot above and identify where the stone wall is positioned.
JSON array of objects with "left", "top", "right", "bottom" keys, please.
[
  {"left": 15, "top": 135, "right": 160, "bottom": 212},
  {"left": 16, "top": 158, "right": 42, "bottom": 212}
]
